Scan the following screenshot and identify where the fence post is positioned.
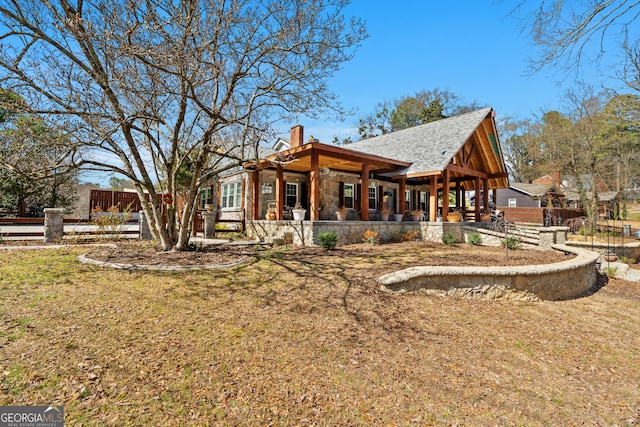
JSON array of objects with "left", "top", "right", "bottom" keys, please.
[
  {"left": 139, "top": 210, "right": 153, "bottom": 240},
  {"left": 43, "top": 208, "right": 65, "bottom": 243},
  {"left": 203, "top": 210, "right": 217, "bottom": 239}
]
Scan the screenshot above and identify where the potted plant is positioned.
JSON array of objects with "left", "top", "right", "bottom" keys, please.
[
  {"left": 292, "top": 202, "right": 306, "bottom": 220},
  {"left": 336, "top": 206, "right": 348, "bottom": 221},
  {"left": 411, "top": 209, "right": 423, "bottom": 221},
  {"left": 394, "top": 212, "right": 404, "bottom": 222},
  {"left": 447, "top": 210, "right": 462, "bottom": 222},
  {"left": 380, "top": 209, "right": 391, "bottom": 221}
]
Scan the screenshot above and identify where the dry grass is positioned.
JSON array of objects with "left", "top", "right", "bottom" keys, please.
[{"left": 1, "top": 243, "right": 639, "bottom": 426}]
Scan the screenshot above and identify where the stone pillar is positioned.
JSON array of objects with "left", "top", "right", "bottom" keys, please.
[
  {"left": 203, "top": 210, "right": 217, "bottom": 239},
  {"left": 139, "top": 210, "right": 153, "bottom": 240},
  {"left": 43, "top": 208, "right": 65, "bottom": 243},
  {"left": 538, "top": 229, "right": 555, "bottom": 250},
  {"left": 555, "top": 226, "right": 568, "bottom": 244}
]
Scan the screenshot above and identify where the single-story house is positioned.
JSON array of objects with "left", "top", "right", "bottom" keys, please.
[
  {"left": 212, "top": 107, "right": 509, "bottom": 227},
  {"left": 496, "top": 182, "right": 564, "bottom": 208}
]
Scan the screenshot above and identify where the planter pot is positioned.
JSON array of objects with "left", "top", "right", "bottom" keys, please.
[
  {"left": 336, "top": 211, "right": 347, "bottom": 221},
  {"left": 603, "top": 253, "right": 617, "bottom": 262},
  {"left": 292, "top": 209, "right": 306, "bottom": 220},
  {"left": 394, "top": 214, "right": 404, "bottom": 222},
  {"left": 412, "top": 214, "right": 421, "bottom": 221},
  {"left": 204, "top": 204, "right": 215, "bottom": 212},
  {"left": 381, "top": 213, "right": 390, "bottom": 221},
  {"left": 448, "top": 212, "right": 462, "bottom": 222}
]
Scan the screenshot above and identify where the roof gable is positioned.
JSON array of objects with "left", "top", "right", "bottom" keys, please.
[{"left": 347, "top": 107, "right": 495, "bottom": 175}]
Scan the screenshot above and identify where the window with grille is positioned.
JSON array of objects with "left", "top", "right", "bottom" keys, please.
[{"left": 221, "top": 181, "right": 242, "bottom": 209}]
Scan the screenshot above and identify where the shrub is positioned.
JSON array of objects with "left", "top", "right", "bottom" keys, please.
[
  {"left": 442, "top": 231, "right": 457, "bottom": 246},
  {"left": 363, "top": 229, "right": 381, "bottom": 245},
  {"left": 501, "top": 236, "right": 522, "bottom": 250},
  {"left": 92, "top": 213, "right": 130, "bottom": 240},
  {"left": 318, "top": 231, "right": 339, "bottom": 250},
  {"left": 619, "top": 256, "right": 636, "bottom": 265},
  {"left": 404, "top": 229, "right": 420, "bottom": 242},
  {"left": 467, "top": 231, "right": 482, "bottom": 246},
  {"left": 603, "top": 266, "right": 618, "bottom": 277}
]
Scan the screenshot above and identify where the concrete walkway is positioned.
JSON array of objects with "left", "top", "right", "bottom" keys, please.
[{"left": 599, "top": 260, "right": 640, "bottom": 282}]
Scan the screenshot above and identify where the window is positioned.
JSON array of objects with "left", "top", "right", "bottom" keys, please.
[
  {"left": 420, "top": 192, "right": 427, "bottom": 212},
  {"left": 405, "top": 190, "right": 411, "bottom": 211},
  {"left": 261, "top": 182, "right": 273, "bottom": 195},
  {"left": 286, "top": 183, "right": 298, "bottom": 208},
  {"left": 368, "top": 185, "right": 377, "bottom": 210},
  {"left": 344, "top": 183, "right": 354, "bottom": 209},
  {"left": 508, "top": 198, "right": 517, "bottom": 207},
  {"left": 221, "top": 181, "right": 242, "bottom": 209},
  {"left": 199, "top": 188, "right": 212, "bottom": 209}
]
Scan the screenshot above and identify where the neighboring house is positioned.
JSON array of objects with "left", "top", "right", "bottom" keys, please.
[
  {"left": 496, "top": 182, "right": 563, "bottom": 208},
  {"left": 211, "top": 107, "right": 509, "bottom": 226},
  {"left": 497, "top": 171, "right": 619, "bottom": 219}
]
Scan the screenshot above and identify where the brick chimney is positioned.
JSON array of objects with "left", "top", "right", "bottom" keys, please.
[
  {"left": 552, "top": 171, "right": 561, "bottom": 188},
  {"left": 290, "top": 125, "right": 304, "bottom": 148}
]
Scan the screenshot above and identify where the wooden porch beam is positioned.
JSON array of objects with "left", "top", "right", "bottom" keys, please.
[{"left": 446, "top": 163, "right": 488, "bottom": 179}]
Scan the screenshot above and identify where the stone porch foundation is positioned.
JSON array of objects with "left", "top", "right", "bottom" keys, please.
[{"left": 246, "top": 220, "right": 569, "bottom": 247}]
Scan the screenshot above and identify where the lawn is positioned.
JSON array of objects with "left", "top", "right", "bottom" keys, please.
[{"left": 1, "top": 244, "right": 639, "bottom": 426}]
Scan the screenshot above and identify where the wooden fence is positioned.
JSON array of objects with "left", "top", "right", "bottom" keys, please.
[{"left": 89, "top": 189, "right": 157, "bottom": 214}]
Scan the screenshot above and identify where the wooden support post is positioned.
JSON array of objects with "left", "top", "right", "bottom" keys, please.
[
  {"left": 361, "top": 164, "right": 370, "bottom": 221},
  {"left": 455, "top": 181, "right": 461, "bottom": 210},
  {"left": 252, "top": 170, "right": 260, "bottom": 220},
  {"left": 442, "top": 169, "right": 450, "bottom": 221},
  {"left": 475, "top": 176, "right": 481, "bottom": 221},
  {"left": 275, "top": 165, "right": 284, "bottom": 220},
  {"left": 483, "top": 178, "right": 489, "bottom": 214},
  {"left": 398, "top": 177, "right": 406, "bottom": 215},
  {"left": 429, "top": 175, "right": 437, "bottom": 221},
  {"left": 310, "top": 150, "right": 320, "bottom": 220}
]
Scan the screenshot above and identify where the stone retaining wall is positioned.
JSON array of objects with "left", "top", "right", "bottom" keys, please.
[
  {"left": 378, "top": 244, "right": 598, "bottom": 301},
  {"left": 247, "top": 220, "right": 570, "bottom": 248}
]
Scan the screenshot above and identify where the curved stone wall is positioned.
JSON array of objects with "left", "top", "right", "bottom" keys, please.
[{"left": 379, "top": 244, "right": 599, "bottom": 301}]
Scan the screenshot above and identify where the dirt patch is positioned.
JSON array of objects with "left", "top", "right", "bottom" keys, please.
[{"left": 84, "top": 241, "right": 571, "bottom": 272}]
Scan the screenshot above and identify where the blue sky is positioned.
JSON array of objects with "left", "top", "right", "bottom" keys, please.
[
  {"left": 290, "top": 0, "right": 627, "bottom": 144},
  {"left": 83, "top": 1, "right": 627, "bottom": 185}
]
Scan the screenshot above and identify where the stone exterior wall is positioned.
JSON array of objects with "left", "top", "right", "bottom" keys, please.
[
  {"left": 219, "top": 168, "right": 433, "bottom": 222},
  {"left": 379, "top": 244, "right": 599, "bottom": 301},
  {"left": 247, "top": 219, "right": 458, "bottom": 246}
]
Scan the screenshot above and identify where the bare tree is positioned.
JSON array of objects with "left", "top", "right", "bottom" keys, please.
[
  {"left": 0, "top": 0, "right": 366, "bottom": 250},
  {"left": 512, "top": 0, "right": 640, "bottom": 87},
  {"left": 497, "top": 116, "right": 543, "bottom": 183}
]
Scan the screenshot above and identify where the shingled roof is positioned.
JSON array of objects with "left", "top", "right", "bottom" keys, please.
[{"left": 347, "top": 107, "right": 496, "bottom": 176}]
